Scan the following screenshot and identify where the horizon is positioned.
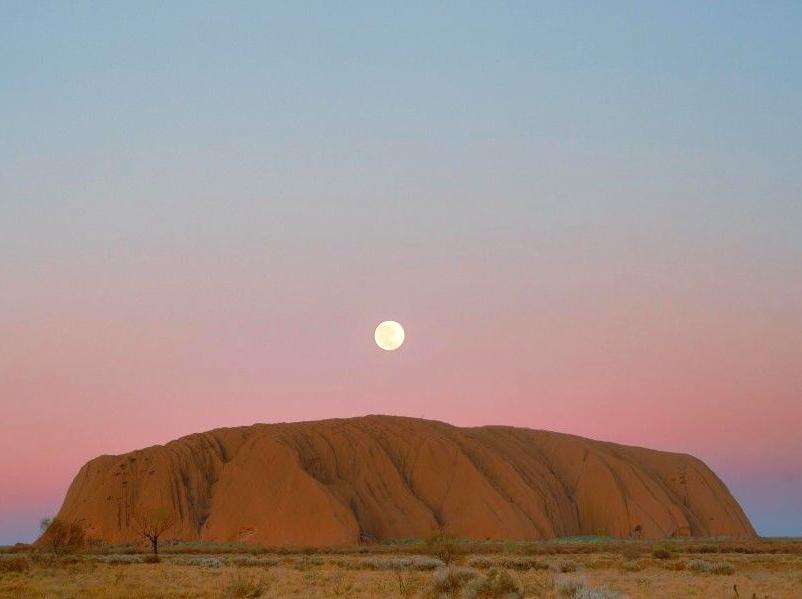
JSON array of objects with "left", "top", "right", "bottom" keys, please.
[{"left": 2, "top": 2, "right": 801, "bottom": 545}]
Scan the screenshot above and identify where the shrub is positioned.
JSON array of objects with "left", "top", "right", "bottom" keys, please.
[
  {"left": 230, "top": 556, "right": 280, "bottom": 568},
  {"left": 424, "top": 565, "right": 479, "bottom": 597},
  {"left": 468, "top": 556, "right": 548, "bottom": 571},
  {"left": 142, "top": 554, "right": 161, "bottom": 564},
  {"left": 226, "top": 573, "right": 266, "bottom": 598},
  {"left": 619, "top": 545, "right": 642, "bottom": 560},
  {"left": 462, "top": 568, "right": 522, "bottom": 598},
  {"left": 574, "top": 587, "right": 622, "bottom": 599},
  {"left": 687, "top": 559, "right": 733, "bottom": 574},
  {"left": 556, "top": 576, "right": 585, "bottom": 597},
  {"left": 93, "top": 544, "right": 139, "bottom": 555},
  {"left": 708, "top": 561, "right": 735, "bottom": 575},
  {"left": 584, "top": 558, "right": 615, "bottom": 570},
  {"left": 96, "top": 554, "right": 143, "bottom": 565},
  {"left": 331, "top": 555, "right": 444, "bottom": 571},
  {"left": 652, "top": 547, "right": 671, "bottom": 560},
  {"left": 0, "top": 557, "right": 29, "bottom": 574},
  {"left": 688, "top": 559, "right": 708, "bottom": 573},
  {"left": 555, "top": 576, "right": 622, "bottom": 599},
  {"left": 371, "top": 556, "right": 443, "bottom": 571},
  {"left": 39, "top": 518, "right": 86, "bottom": 554},
  {"left": 663, "top": 559, "right": 686, "bottom": 571},
  {"left": 558, "top": 559, "right": 577, "bottom": 573},
  {"left": 330, "top": 572, "right": 353, "bottom": 597},
  {"left": 396, "top": 570, "right": 417, "bottom": 597},
  {"left": 425, "top": 526, "right": 460, "bottom": 565},
  {"left": 173, "top": 556, "right": 225, "bottom": 567},
  {"left": 293, "top": 555, "right": 324, "bottom": 570},
  {"left": 619, "top": 560, "right": 643, "bottom": 572}
]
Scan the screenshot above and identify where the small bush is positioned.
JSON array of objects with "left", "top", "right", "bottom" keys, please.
[
  {"left": 330, "top": 572, "right": 353, "bottom": 597},
  {"left": 462, "top": 568, "right": 522, "bottom": 598},
  {"left": 574, "top": 587, "right": 621, "bottom": 599},
  {"left": 334, "top": 555, "right": 443, "bottom": 571},
  {"left": 396, "top": 570, "right": 417, "bottom": 597},
  {"left": 619, "top": 560, "right": 643, "bottom": 572},
  {"left": 424, "top": 565, "right": 479, "bottom": 597},
  {"left": 556, "top": 576, "right": 585, "bottom": 597},
  {"left": 558, "top": 559, "right": 577, "bottom": 573},
  {"left": 293, "top": 555, "right": 324, "bottom": 570},
  {"left": 663, "top": 559, "right": 686, "bottom": 571},
  {"left": 226, "top": 573, "right": 265, "bottom": 598},
  {"left": 652, "top": 547, "right": 671, "bottom": 560},
  {"left": 230, "top": 556, "right": 280, "bottom": 568},
  {"left": 39, "top": 518, "right": 86, "bottom": 554},
  {"left": 143, "top": 554, "right": 161, "bottom": 564},
  {"left": 173, "top": 556, "right": 225, "bottom": 567},
  {"left": 708, "top": 561, "right": 735, "bottom": 575},
  {"left": 95, "top": 554, "right": 143, "bottom": 565},
  {"left": 619, "top": 545, "right": 642, "bottom": 560},
  {"left": 425, "top": 526, "right": 460, "bottom": 565},
  {"left": 468, "top": 556, "right": 548, "bottom": 571},
  {"left": 0, "top": 557, "right": 29, "bottom": 574},
  {"left": 686, "top": 559, "right": 734, "bottom": 575},
  {"left": 584, "top": 558, "right": 615, "bottom": 570},
  {"left": 688, "top": 559, "right": 708, "bottom": 573},
  {"left": 93, "top": 543, "right": 140, "bottom": 555}
]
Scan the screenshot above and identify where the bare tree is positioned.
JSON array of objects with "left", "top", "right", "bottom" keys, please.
[
  {"left": 425, "top": 522, "right": 458, "bottom": 565},
  {"left": 39, "top": 518, "right": 85, "bottom": 554},
  {"left": 40, "top": 518, "right": 53, "bottom": 535},
  {"left": 132, "top": 507, "right": 176, "bottom": 555}
]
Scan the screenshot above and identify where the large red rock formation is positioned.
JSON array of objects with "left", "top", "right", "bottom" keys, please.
[{"left": 52, "top": 416, "right": 755, "bottom": 545}]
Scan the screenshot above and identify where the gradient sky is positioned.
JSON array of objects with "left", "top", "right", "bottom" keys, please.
[{"left": 2, "top": 1, "right": 801, "bottom": 544}]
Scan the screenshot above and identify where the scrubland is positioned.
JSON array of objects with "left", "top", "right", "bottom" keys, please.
[{"left": 2, "top": 537, "right": 801, "bottom": 598}]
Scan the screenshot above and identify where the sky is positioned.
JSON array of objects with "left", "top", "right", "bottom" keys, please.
[{"left": 1, "top": 1, "right": 801, "bottom": 544}]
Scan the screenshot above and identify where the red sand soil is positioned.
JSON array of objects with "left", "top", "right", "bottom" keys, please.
[{"left": 52, "top": 415, "right": 755, "bottom": 546}]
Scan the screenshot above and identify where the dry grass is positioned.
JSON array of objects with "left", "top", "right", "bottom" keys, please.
[{"left": 0, "top": 538, "right": 801, "bottom": 598}]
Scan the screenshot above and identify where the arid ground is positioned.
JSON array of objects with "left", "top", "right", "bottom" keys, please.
[{"left": 2, "top": 537, "right": 801, "bottom": 598}]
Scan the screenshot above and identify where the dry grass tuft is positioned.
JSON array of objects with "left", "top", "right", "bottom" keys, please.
[
  {"left": 424, "top": 565, "right": 480, "bottom": 597},
  {"left": 226, "top": 571, "right": 267, "bottom": 598},
  {"left": 467, "top": 556, "right": 549, "bottom": 571},
  {"left": 395, "top": 569, "right": 418, "bottom": 596},
  {"left": 0, "top": 557, "right": 29, "bottom": 574},
  {"left": 688, "top": 558, "right": 735, "bottom": 575},
  {"left": 556, "top": 575, "right": 586, "bottom": 597},
  {"left": 462, "top": 568, "right": 522, "bottom": 598},
  {"left": 558, "top": 559, "right": 577, "bottom": 573}
]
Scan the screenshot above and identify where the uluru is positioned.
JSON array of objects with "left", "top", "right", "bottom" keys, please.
[{"left": 51, "top": 416, "right": 754, "bottom": 546}]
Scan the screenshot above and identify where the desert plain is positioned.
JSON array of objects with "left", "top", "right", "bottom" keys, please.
[{"left": 2, "top": 536, "right": 802, "bottom": 599}]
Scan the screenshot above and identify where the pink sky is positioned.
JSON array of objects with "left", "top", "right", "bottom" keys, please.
[{"left": 2, "top": 227, "right": 800, "bottom": 542}]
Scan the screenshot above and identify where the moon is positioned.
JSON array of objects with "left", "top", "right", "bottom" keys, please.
[{"left": 374, "top": 320, "right": 405, "bottom": 351}]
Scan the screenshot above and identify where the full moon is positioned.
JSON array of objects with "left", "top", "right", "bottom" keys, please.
[{"left": 374, "top": 320, "right": 405, "bottom": 351}]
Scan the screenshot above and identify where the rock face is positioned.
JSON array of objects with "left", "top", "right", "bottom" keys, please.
[{"left": 53, "top": 416, "right": 755, "bottom": 546}]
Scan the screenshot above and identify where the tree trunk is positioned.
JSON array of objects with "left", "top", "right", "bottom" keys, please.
[{"left": 151, "top": 537, "right": 158, "bottom": 555}]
